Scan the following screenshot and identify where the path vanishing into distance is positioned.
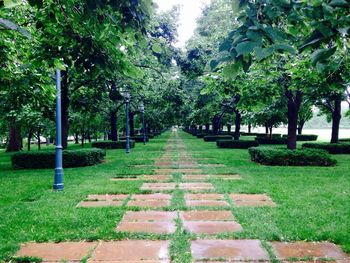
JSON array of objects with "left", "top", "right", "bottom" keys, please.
[{"left": 14, "top": 129, "right": 350, "bottom": 262}]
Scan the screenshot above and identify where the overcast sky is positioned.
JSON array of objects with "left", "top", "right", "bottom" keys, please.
[{"left": 154, "top": 0, "right": 211, "bottom": 48}]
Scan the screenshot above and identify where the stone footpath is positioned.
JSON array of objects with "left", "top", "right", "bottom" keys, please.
[{"left": 15, "top": 130, "right": 350, "bottom": 262}]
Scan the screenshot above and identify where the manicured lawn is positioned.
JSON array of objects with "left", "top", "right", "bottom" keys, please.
[{"left": 0, "top": 130, "right": 349, "bottom": 261}]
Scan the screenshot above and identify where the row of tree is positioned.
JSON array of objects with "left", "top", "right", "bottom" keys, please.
[{"left": 176, "top": 0, "right": 350, "bottom": 150}]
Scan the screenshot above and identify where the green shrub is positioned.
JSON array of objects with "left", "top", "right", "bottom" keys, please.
[
  {"left": 120, "top": 136, "right": 149, "bottom": 142},
  {"left": 241, "top": 132, "right": 262, "bottom": 136},
  {"left": 256, "top": 134, "right": 282, "bottom": 138},
  {"left": 217, "top": 139, "right": 259, "bottom": 149},
  {"left": 339, "top": 138, "right": 350, "bottom": 142},
  {"left": 248, "top": 147, "right": 336, "bottom": 166},
  {"left": 11, "top": 148, "right": 106, "bottom": 169},
  {"left": 255, "top": 137, "right": 287, "bottom": 145},
  {"left": 203, "top": 135, "right": 233, "bottom": 142},
  {"left": 91, "top": 140, "right": 135, "bottom": 149},
  {"left": 196, "top": 133, "right": 208, "bottom": 138},
  {"left": 282, "top": 134, "right": 318, "bottom": 141},
  {"left": 302, "top": 142, "right": 350, "bottom": 154}
]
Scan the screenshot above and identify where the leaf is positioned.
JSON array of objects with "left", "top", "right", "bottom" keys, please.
[
  {"left": 299, "top": 30, "right": 324, "bottom": 52},
  {"left": 254, "top": 47, "right": 274, "bottom": 61},
  {"left": 273, "top": 43, "right": 296, "bottom": 54},
  {"left": 151, "top": 43, "right": 162, "bottom": 53},
  {"left": 311, "top": 47, "right": 337, "bottom": 65},
  {"left": 27, "top": 0, "right": 43, "bottom": 8},
  {"left": 3, "top": 0, "right": 20, "bottom": 8},
  {"left": 222, "top": 63, "right": 240, "bottom": 79},
  {"left": 210, "top": 59, "right": 220, "bottom": 70},
  {"left": 235, "top": 41, "right": 259, "bottom": 57},
  {"left": 329, "top": 0, "right": 349, "bottom": 7},
  {"left": 54, "top": 59, "right": 67, "bottom": 70},
  {"left": 219, "top": 39, "right": 232, "bottom": 52}
]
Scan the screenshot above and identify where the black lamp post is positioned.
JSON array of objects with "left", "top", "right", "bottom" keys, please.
[
  {"left": 125, "top": 91, "right": 131, "bottom": 154},
  {"left": 140, "top": 103, "right": 146, "bottom": 145}
]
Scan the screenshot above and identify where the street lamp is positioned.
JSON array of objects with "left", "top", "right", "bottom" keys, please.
[
  {"left": 140, "top": 103, "right": 146, "bottom": 145},
  {"left": 124, "top": 91, "right": 131, "bottom": 154},
  {"left": 53, "top": 69, "right": 64, "bottom": 191}
]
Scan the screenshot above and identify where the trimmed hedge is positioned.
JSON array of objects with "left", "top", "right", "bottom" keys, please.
[
  {"left": 241, "top": 132, "right": 262, "bottom": 136},
  {"left": 339, "top": 138, "right": 350, "bottom": 142},
  {"left": 11, "top": 148, "right": 106, "bottom": 169},
  {"left": 282, "top": 134, "right": 318, "bottom": 141},
  {"left": 217, "top": 139, "right": 259, "bottom": 149},
  {"left": 256, "top": 134, "right": 282, "bottom": 138},
  {"left": 203, "top": 135, "right": 233, "bottom": 142},
  {"left": 255, "top": 137, "right": 287, "bottom": 145},
  {"left": 302, "top": 142, "right": 350, "bottom": 154},
  {"left": 196, "top": 133, "right": 208, "bottom": 138},
  {"left": 249, "top": 147, "right": 336, "bottom": 166},
  {"left": 92, "top": 140, "right": 135, "bottom": 149},
  {"left": 120, "top": 136, "right": 149, "bottom": 142}
]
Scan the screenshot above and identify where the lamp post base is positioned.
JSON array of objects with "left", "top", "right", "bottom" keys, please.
[{"left": 53, "top": 168, "right": 64, "bottom": 190}]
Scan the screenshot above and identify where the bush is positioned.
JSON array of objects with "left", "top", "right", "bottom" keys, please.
[
  {"left": 241, "top": 132, "right": 262, "bottom": 136},
  {"left": 120, "top": 136, "right": 149, "bottom": 142},
  {"left": 203, "top": 135, "right": 233, "bottom": 142},
  {"left": 217, "top": 139, "right": 259, "bottom": 149},
  {"left": 282, "top": 134, "right": 318, "bottom": 141},
  {"left": 302, "top": 142, "right": 350, "bottom": 154},
  {"left": 255, "top": 137, "right": 287, "bottom": 145},
  {"left": 256, "top": 134, "right": 282, "bottom": 138},
  {"left": 11, "top": 148, "right": 106, "bottom": 169},
  {"left": 196, "top": 133, "right": 208, "bottom": 138},
  {"left": 339, "top": 138, "right": 350, "bottom": 142},
  {"left": 248, "top": 147, "right": 336, "bottom": 166},
  {"left": 92, "top": 140, "right": 135, "bottom": 149}
]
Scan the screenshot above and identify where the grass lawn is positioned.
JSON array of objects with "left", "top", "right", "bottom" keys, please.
[{"left": 0, "top": 130, "right": 349, "bottom": 261}]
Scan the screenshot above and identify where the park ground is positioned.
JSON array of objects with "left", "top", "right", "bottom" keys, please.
[{"left": 0, "top": 130, "right": 349, "bottom": 261}]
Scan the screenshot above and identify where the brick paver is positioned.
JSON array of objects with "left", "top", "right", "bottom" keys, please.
[
  {"left": 230, "top": 193, "right": 276, "bottom": 207},
  {"left": 140, "top": 183, "right": 176, "bottom": 191},
  {"left": 128, "top": 193, "right": 171, "bottom": 208}
]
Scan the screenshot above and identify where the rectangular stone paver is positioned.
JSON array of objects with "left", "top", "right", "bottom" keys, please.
[
  {"left": 140, "top": 183, "right": 176, "bottom": 191},
  {"left": 179, "top": 183, "right": 215, "bottom": 191},
  {"left": 191, "top": 240, "right": 269, "bottom": 261},
  {"left": 183, "top": 174, "right": 209, "bottom": 181},
  {"left": 128, "top": 193, "right": 171, "bottom": 208},
  {"left": 183, "top": 221, "right": 242, "bottom": 234},
  {"left": 230, "top": 194, "right": 276, "bottom": 207},
  {"left": 180, "top": 211, "right": 234, "bottom": 221},
  {"left": 271, "top": 241, "right": 349, "bottom": 261},
  {"left": 186, "top": 200, "right": 230, "bottom": 207},
  {"left": 90, "top": 241, "right": 169, "bottom": 261},
  {"left": 77, "top": 200, "right": 124, "bottom": 207},
  {"left": 155, "top": 169, "right": 202, "bottom": 174},
  {"left": 141, "top": 175, "right": 172, "bottom": 181},
  {"left": 210, "top": 174, "right": 242, "bottom": 180},
  {"left": 16, "top": 242, "right": 97, "bottom": 261},
  {"left": 186, "top": 194, "right": 225, "bottom": 200},
  {"left": 117, "top": 211, "right": 176, "bottom": 234},
  {"left": 86, "top": 194, "right": 128, "bottom": 201}
]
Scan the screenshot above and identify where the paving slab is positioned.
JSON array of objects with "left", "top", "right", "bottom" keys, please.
[
  {"left": 141, "top": 175, "right": 172, "bottom": 181},
  {"left": 191, "top": 239, "right": 269, "bottom": 261},
  {"left": 140, "top": 183, "right": 176, "bottom": 191},
  {"left": 186, "top": 200, "right": 230, "bottom": 207},
  {"left": 90, "top": 240, "right": 169, "bottom": 261},
  {"left": 155, "top": 169, "right": 202, "bottom": 174},
  {"left": 179, "top": 183, "right": 215, "bottom": 191},
  {"left": 122, "top": 211, "right": 177, "bottom": 221},
  {"left": 16, "top": 242, "right": 97, "bottom": 261},
  {"left": 180, "top": 211, "right": 234, "bottom": 221},
  {"left": 210, "top": 174, "right": 242, "bottom": 180},
  {"left": 185, "top": 193, "right": 225, "bottom": 200},
  {"left": 183, "top": 221, "right": 242, "bottom": 234},
  {"left": 271, "top": 241, "right": 349, "bottom": 261},
  {"left": 131, "top": 193, "right": 172, "bottom": 200},
  {"left": 230, "top": 194, "right": 276, "bottom": 207},
  {"left": 117, "top": 221, "right": 176, "bottom": 234},
  {"left": 86, "top": 194, "right": 128, "bottom": 201},
  {"left": 128, "top": 193, "right": 171, "bottom": 208},
  {"left": 183, "top": 174, "right": 209, "bottom": 181}
]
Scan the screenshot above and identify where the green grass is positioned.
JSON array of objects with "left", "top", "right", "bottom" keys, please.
[{"left": 0, "top": 130, "right": 349, "bottom": 261}]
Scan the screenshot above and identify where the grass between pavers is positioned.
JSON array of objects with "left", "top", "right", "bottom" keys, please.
[
  {"left": 183, "top": 131, "right": 350, "bottom": 253},
  {"left": 1, "top": 130, "right": 350, "bottom": 261}
]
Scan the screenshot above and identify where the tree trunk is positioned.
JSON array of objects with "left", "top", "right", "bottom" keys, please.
[
  {"left": 27, "top": 129, "right": 32, "bottom": 151},
  {"left": 234, "top": 111, "right": 241, "bottom": 141},
  {"left": 74, "top": 132, "right": 79, "bottom": 144},
  {"left": 297, "top": 124, "right": 304, "bottom": 135},
  {"left": 129, "top": 111, "right": 135, "bottom": 136},
  {"left": 248, "top": 123, "right": 251, "bottom": 134},
  {"left": 269, "top": 127, "right": 273, "bottom": 139},
  {"left": 110, "top": 111, "right": 117, "bottom": 141},
  {"left": 37, "top": 129, "right": 41, "bottom": 150},
  {"left": 227, "top": 125, "right": 231, "bottom": 133},
  {"left": 286, "top": 90, "right": 302, "bottom": 150},
  {"left": 331, "top": 97, "right": 342, "bottom": 143},
  {"left": 205, "top": 123, "right": 210, "bottom": 133},
  {"left": 6, "top": 119, "right": 21, "bottom": 152},
  {"left": 265, "top": 125, "right": 269, "bottom": 134},
  {"left": 212, "top": 115, "right": 221, "bottom": 135},
  {"left": 81, "top": 127, "right": 85, "bottom": 148},
  {"left": 87, "top": 131, "right": 91, "bottom": 143},
  {"left": 61, "top": 70, "right": 70, "bottom": 149}
]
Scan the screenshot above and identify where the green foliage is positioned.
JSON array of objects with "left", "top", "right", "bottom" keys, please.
[
  {"left": 249, "top": 147, "right": 336, "bottom": 166},
  {"left": 302, "top": 142, "right": 350, "bottom": 154},
  {"left": 91, "top": 140, "right": 136, "bottom": 149},
  {"left": 216, "top": 139, "right": 259, "bottom": 149},
  {"left": 11, "top": 148, "right": 105, "bottom": 169},
  {"left": 203, "top": 135, "right": 232, "bottom": 142},
  {"left": 255, "top": 137, "right": 287, "bottom": 145},
  {"left": 282, "top": 134, "right": 318, "bottom": 141}
]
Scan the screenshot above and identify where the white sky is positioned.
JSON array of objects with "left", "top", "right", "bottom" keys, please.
[{"left": 154, "top": 0, "right": 211, "bottom": 48}]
